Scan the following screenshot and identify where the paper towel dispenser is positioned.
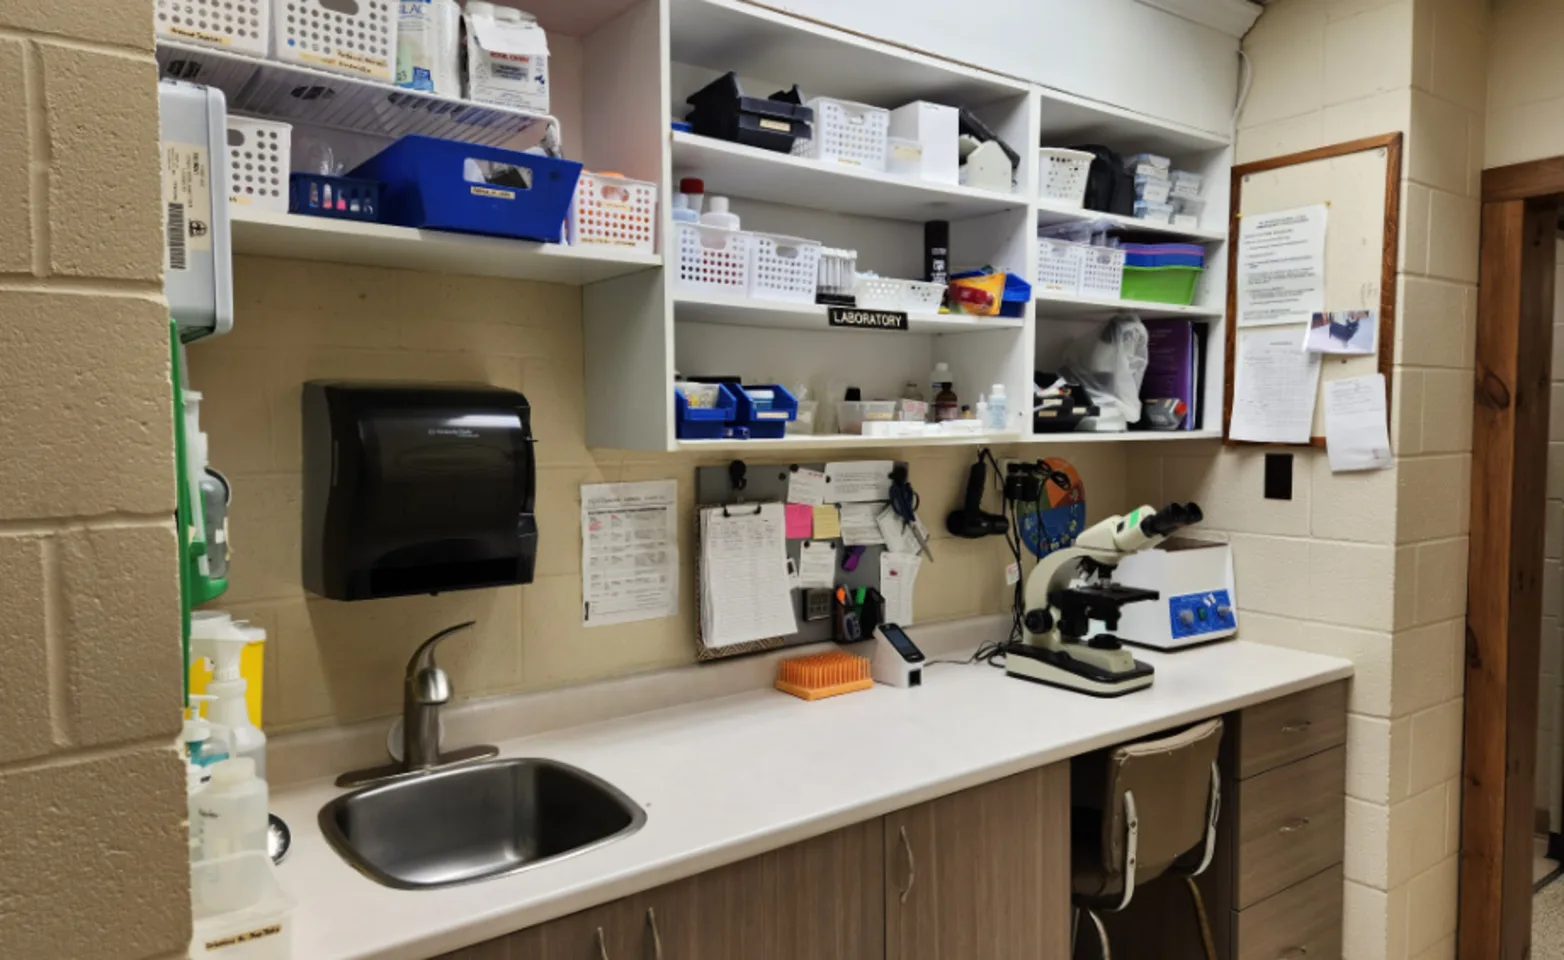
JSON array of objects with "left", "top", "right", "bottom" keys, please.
[{"left": 302, "top": 381, "right": 536, "bottom": 601}]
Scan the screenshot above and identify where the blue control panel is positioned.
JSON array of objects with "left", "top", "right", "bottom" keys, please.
[{"left": 1168, "top": 590, "right": 1236, "bottom": 640}]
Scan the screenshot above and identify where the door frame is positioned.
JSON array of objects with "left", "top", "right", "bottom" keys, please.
[{"left": 1460, "top": 159, "right": 1560, "bottom": 959}]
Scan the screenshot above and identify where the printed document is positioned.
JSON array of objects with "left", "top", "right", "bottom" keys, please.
[
  {"left": 581, "top": 481, "right": 679, "bottom": 626},
  {"left": 1324, "top": 374, "right": 1393, "bottom": 472},
  {"left": 1238, "top": 205, "right": 1327, "bottom": 328},
  {"left": 1229, "top": 328, "right": 1322, "bottom": 444},
  {"left": 824, "top": 461, "right": 894, "bottom": 503},
  {"left": 700, "top": 503, "right": 797, "bottom": 648},
  {"left": 879, "top": 552, "right": 921, "bottom": 626}
]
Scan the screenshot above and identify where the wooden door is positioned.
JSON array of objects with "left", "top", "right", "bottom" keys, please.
[
  {"left": 437, "top": 897, "right": 641, "bottom": 959},
  {"left": 885, "top": 764, "right": 1070, "bottom": 960}
]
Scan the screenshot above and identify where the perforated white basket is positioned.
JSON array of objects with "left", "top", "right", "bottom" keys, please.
[
  {"left": 1080, "top": 245, "right": 1126, "bottom": 300},
  {"left": 792, "top": 98, "right": 890, "bottom": 172},
  {"left": 675, "top": 224, "right": 753, "bottom": 297},
  {"left": 272, "top": 0, "right": 397, "bottom": 81},
  {"left": 855, "top": 277, "right": 947, "bottom": 314},
  {"left": 568, "top": 173, "right": 658, "bottom": 254},
  {"left": 1036, "top": 237, "right": 1085, "bottom": 294},
  {"left": 749, "top": 233, "right": 822, "bottom": 304},
  {"left": 226, "top": 116, "right": 292, "bottom": 213},
  {"left": 157, "top": 0, "right": 270, "bottom": 56},
  {"left": 1038, "top": 147, "right": 1096, "bottom": 208}
]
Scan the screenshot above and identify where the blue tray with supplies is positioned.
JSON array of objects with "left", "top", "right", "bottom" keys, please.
[
  {"left": 733, "top": 384, "right": 798, "bottom": 439},
  {"left": 349, "top": 135, "right": 584, "bottom": 242},
  {"left": 675, "top": 382, "right": 738, "bottom": 440},
  {"left": 289, "top": 173, "right": 382, "bottom": 222}
]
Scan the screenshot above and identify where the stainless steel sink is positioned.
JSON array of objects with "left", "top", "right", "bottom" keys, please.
[{"left": 319, "top": 758, "right": 646, "bottom": 890}]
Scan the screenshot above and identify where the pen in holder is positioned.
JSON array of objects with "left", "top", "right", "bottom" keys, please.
[{"left": 833, "top": 586, "right": 885, "bottom": 643}]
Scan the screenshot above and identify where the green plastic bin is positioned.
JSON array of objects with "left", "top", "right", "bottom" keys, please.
[{"left": 1120, "top": 265, "right": 1202, "bottom": 305}]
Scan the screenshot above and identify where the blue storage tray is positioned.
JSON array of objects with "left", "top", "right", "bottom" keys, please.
[
  {"left": 676, "top": 383, "right": 738, "bottom": 440},
  {"left": 733, "top": 384, "right": 798, "bottom": 440},
  {"left": 289, "top": 173, "right": 382, "bottom": 222},
  {"left": 349, "top": 135, "right": 584, "bottom": 242}
]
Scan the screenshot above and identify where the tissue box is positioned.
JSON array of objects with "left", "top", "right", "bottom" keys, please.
[{"left": 464, "top": 5, "right": 550, "bottom": 113}]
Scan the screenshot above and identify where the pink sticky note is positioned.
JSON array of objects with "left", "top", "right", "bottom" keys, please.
[{"left": 785, "top": 503, "right": 813, "bottom": 539}]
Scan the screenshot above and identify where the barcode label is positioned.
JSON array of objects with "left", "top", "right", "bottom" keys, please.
[{"left": 167, "top": 202, "right": 187, "bottom": 271}]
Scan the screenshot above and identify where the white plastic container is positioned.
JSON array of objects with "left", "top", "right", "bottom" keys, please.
[
  {"left": 192, "top": 611, "right": 268, "bottom": 779},
  {"left": 157, "top": 0, "right": 270, "bottom": 56},
  {"left": 159, "top": 81, "right": 234, "bottom": 343},
  {"left": 792, "top": 97, "right": 890, "bottom": 172},
  {"left": 225, "top": 117, "right": 291, "bottom": 214},
  {"left": 854, "top": 276, "right": 946, "bottom": 314},
  {"left": 700, "top": 196, "right": 741, "bottom": 230},
  {"left": 395, "top": 0, "right": 462, "bottom": 96},
  {"left": 1038, "top": 147, "right": 1096, "bottom": 208},
  {"left": 674, "top": 223, "right": 753, "bottom": 297},
  {"left": 886, "top": 137, "right": 924, "bottom": 178},
  {"left": 196, "top": 758, "right": 269, "bottom": 860},
  {"left": 568, "top": 172, "right": 658, "bottom": 253},
  {"left": 749, "top": 233, "right": 822, "bottom": 304},
  {"left": 986, "top": 384, "right": 1008, "bottom": 431},
  {"left": 191, "top": 852, "right": 295, "bottom": 959},
  {"left": 271, "top": 0, "right": 397, "bottom": 81},
  {"left": 462, "top": 1, "right": 550, "bottom": 113},
  {"left": 1035, "top": 237, "right": 1085, "bottom": 294},
  {"left": 888, "top": 101, "right": 959, "bottom": 185},
  {"left": 1079, "top": 245, "right": 1126, "bottom": 300},
  {"left": 837, "top": 400, "right": 898, "bottom": 434}
]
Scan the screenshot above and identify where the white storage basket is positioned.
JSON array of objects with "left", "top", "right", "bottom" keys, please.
[
  {"left": 749, "top": 233, "right": 822, "bottom": 304},
  {"left": 675, "top": 223, "right": 753, "bottom": 297},
  {"left": 1038, "top": 147, "right": 1096, "bottom": 208},
  {"left": 1080, "top": 245, "right": 1126, "bottom": 300},
  {"left": 158, "top": 0, "right": 270, "bottom": 55},
  {"left": 792, "top": 98, "right": 890, "bottom": 172},
  {"left": 568, "top": 173, "right": 658, "bottom": 253},
  {"left": 272, "top": 0, "right": 397, "bottom": 81},
  {"left": 226, "top": 116, "right": 292, "bottom": 213},
  {"left": 855, "top": 277, "right": 947, "bottom": 314},
  {"left": 1035, "top": 238, "right": 1085, "bottom": 294}
]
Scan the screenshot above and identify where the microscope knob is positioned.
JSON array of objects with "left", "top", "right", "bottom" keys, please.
[
  {"left": 1024, "top": 609, "right": 1053, "bottom": 635},
  {"left": 1088, "top": 634, "right": 1122, "bottom": 651},
  {"left": 1217, "top": 604, "right": 1233, "bottom": 618}
]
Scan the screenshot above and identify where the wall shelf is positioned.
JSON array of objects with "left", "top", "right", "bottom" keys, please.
[
  {"left": 231, "top": 209, "right": 661, "bottom": 285},
  {"left": 1032, "top": 291, "right": 1222, "bottom": 320},
  {"left": 676, "top": 431, "right": 1022, "bottom": 452},
  {"left": 1035, "top": 200, "right": 1226, "bottom": 243},
  {"left": 673, "top": 293, "right": 1024, "bottom": 333},
  {"left": 1022, "top": 430, "right": 1224, "bottom": 444}
]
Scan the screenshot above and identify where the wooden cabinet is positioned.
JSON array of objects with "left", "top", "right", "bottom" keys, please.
[{"left": 884, "top": 765, "right": 1071, "bottom": 960}]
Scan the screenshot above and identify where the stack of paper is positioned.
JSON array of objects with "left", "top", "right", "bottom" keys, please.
[{"left": 699, "top": 502, "right": 797, "bottom": 649}]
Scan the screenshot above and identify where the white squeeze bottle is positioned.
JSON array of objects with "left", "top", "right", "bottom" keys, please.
[
  {"left": 987, "top": 383, "right": 1008, "bottom": 431},
  {"left": 196, "top": 757, "right": 269, "bottom": 859},
  {"left": 701, "top": 196, "right": 741, "bottom": 230}
]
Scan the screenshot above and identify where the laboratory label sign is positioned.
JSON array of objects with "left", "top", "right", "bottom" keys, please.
[{"left": 828, "top": 307, "right": 909, "bottom": 332}]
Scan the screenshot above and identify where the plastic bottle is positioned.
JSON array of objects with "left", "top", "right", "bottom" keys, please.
[
  {"left": 987, "top": 383, "right": 1008, "bottom": 431},
  {"left": 196, "top": 757, "right": 269, "bottom": 859},
  {"left": 901, "top": 379, "right": 924, "bottom": 402},
  {"left": 671, "top": 193, "right": 699, "bottom": 224},
  {"left": 931, "top": 363, "right": 959, "bottom": 422},
  {"left": 680, "top": 178, "right": 706, "bottom": 215},
  {"left": 701, "top": 196, "right": 741, "bottom": 230},
  {"left": 192, "top": 612, "right": 267, "bottom": 780}
]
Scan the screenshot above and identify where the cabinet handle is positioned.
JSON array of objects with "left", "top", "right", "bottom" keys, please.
[
  {"left": 1281, "top": 719, "right": 1313, "bottom": 734},
  {"left": 646, "top": 907, "right": 663, "bottom": 960},
  {"left": 1279, "top": 817, "right": 1311, "bottom": 834},
  {"left": 1279, "top": 947, "right": 1309, "bottom": 959},
  {"left": 898, "top": 826, "right": 917, "bottom": 904},
  {"left": 595, "top": 926, "right": 610, "bottom": 960}
]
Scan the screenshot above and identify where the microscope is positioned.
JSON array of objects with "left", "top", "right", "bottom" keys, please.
[{"left": 1005, "top": 502, "right": 1204, "bottom": 696}]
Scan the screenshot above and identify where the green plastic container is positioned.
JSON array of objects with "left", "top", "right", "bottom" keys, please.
[{"left": 1120, "top": 265, "right": 1202, "bottom": 305}]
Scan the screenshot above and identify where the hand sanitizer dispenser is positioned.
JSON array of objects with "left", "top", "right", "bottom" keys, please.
[{"left": 302, "top": 382, "right": 537, "bottom": 600}]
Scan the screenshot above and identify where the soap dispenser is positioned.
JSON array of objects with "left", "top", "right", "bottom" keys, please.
[{"left": 191, "top": 611, "right": 267, "bottom": 779}]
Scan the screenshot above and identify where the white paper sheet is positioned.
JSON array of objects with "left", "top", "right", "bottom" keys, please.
[
  {"left": 824, "top": 461, "right": 894, "bottom": 503},
  {"left": 1229, "top": 327, "right": 1323, "bottom": 444},
  {"left": 581, "top": 481, "right": 680, "bottom": 627},
  {"left": 839, "top": 503, "right": 886, "bottom": 546},
  {"left": 1238, "top": 205, "right": 1327, "bottom": 328},
  {"left": 786, "top": 468, "right": 827, "bottom": 505},
  {"left": 1324, "top": 374, "right": 1393, "bottom": 472},
  {"left": 699, "top": 503, "right": 797, "bottom": 649},
  {"left": 879, "top": 552, "right": 921, "bottom": 626},
  {"left": 876, "top": 506, "right": 925, "bottom": 557},
  {"left": 797, "top": 539, "right": 837, "bottom": 588}
]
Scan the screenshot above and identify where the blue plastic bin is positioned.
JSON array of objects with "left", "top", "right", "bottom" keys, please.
[
  {"left": 675, "top": 382, "right": 738, "bottom": 440},
  {"left": 349, "top": 135, "right": 584, "bottom": 242},
  {"left": 733, "top": 384, "right": 798, "bottom": 440},
  {"left": 289, "top": 173, "right": 382, "bottom": 222}
]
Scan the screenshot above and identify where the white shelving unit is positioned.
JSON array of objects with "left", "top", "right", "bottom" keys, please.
[{"left": 674, "top": 292, "right": 1024, "bottom": 333}]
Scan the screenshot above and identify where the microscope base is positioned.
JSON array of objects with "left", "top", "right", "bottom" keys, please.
[{"left": 1002, "top": 643, "right": 1154, "bottom": 697}]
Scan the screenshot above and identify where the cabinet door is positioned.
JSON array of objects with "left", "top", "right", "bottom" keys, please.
[
  {"left": 437, "top": 897, "right": 641, "bottom": 960},
  {"left": 885, "top": 764, "right": 1070, "bottom": 960},
  {"left": 646, "top": 817, "right": 885, "bottom": 960}
]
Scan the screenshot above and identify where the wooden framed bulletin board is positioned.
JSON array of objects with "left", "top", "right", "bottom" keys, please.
[{"left": 1223, "top": 133, "right": 1403, "bottom": 446}]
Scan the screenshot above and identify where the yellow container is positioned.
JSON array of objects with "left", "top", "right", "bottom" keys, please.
[{"left": 189, "top": 638, "right": 265, "bottom": 728}]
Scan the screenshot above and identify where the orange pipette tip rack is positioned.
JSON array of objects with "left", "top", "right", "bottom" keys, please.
[{"left": 775, "top": 650, "right": 874, "bottom": 701}]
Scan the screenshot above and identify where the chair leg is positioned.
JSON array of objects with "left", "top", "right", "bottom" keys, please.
[
  {"left": 1085, "top": 908, "right": 1111, "bottom": 960},
  {"left": 1184, "top": 876, "right": 1218, "bottom": 960}
]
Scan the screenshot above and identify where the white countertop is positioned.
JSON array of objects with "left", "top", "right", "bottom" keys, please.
[{"left": 270, "top": 639, "right": 1352, "bottom": 960}]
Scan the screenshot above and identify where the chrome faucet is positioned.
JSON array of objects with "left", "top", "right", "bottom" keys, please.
[{"left": 336, "top": 621, "right": 499, "bottom": 788}]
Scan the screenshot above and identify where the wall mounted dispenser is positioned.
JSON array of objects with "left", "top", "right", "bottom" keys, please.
[{"left": 303, "top": 382, "right": 537, "bottom": 601}]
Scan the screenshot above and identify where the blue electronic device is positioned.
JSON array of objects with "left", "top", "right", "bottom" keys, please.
[{"left": 1167, "top": 590, "right": 1236, "bottom": 642}]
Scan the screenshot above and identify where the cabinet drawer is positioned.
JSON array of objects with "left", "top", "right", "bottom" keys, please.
[
  {"left": 1234, "top": 746, "right": 1345, "bottom": 909},
  {"left": 1235, "top": 682, "right": 1347, "bottom": 779},
  {"left": 1233, "top": 865, "right": 1343, "bottom": 960}
]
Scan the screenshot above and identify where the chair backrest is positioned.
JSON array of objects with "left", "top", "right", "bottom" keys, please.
[{"left": 1094, "top": 718, "right": 1223, "bottom": 885}]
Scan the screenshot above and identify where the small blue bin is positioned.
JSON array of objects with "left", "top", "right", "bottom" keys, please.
[
  {"left": 289, "top": 173, "right": 383, "bottom": 222},
  {"left": 349, "top": 135, "right": 584, "bottom": 242},
  {"left": 676, "top": 382, "right": 738, "bottom": 440},
  {"left": 733, "top": 384, "right": 798, "bottom": 440}
]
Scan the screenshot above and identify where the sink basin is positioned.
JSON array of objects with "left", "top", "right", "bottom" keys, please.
[{"left": 319, "top": 758, "right": 646, "bottom": 890}]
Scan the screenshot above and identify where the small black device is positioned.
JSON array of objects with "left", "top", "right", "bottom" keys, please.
[
  {"left": 947, "top": 457, "right": 1008, "bottom": 539},
  {"left": 924, "top": 220, "right": 950, "bottom": 285},
  {"left": 302, "top": 381, "right": 537, "bottom": 601}
]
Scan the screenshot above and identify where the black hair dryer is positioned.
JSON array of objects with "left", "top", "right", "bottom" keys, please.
[{"left": 946, "top": 459, "right": 1009, "bottom": 539}]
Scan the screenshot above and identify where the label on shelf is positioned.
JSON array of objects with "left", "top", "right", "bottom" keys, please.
[{"left": 827, "top": 307, "right": 909, "bottom": 332}]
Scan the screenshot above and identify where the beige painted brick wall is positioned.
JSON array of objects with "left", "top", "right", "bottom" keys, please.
[
  {"left": 1486, "top": 0, "right": 1564, "bottom": 168},
  {"left": 188, "top": 255, "right": 1133, "bottom": 732},
  {"left": 1131, "top": 1, "right": 1483, "bottom": 957},
  {"left": 0, "top": 1, "right": 189, "bottom": 957}
]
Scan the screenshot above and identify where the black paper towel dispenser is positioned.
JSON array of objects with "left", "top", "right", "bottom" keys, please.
[{"left": 302, "top": 381, "right": 537, "bottom": 601}]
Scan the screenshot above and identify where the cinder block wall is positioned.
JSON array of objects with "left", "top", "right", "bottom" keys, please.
[
  {"left": 1127, "top": 0, "right": 1484, "bottom": 956},
  {"left": 0, "top": 1, "right": 190, "bottom": 957}
]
